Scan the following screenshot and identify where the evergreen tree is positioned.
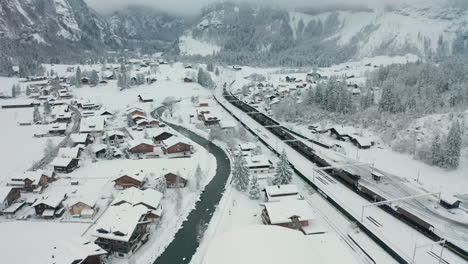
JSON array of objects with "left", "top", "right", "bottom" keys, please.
[
  {"left": 207, "top": 63, "right": 214, "bottom": 72},
  {"left": 232, "top": 153, "right": 250, "bottom": 192},
  {"left": 215, "top": 67, "right": 220, "bottom": 76},
  {"left": 155, "top": 175, "right": 167, "bottom": 194},
  {"left": 430, "top": 134, "right": 442, "bottom": 167},
  {"left": 444, "top": 121, "right": 462, "bottom": 169},
  {"left": 43, "top": 101, "right": 51, "bottom": 116},
  {"left": 249, "top": 174, "right": 261, "bottom": 200},
  {"left": 26, "top": 85, "right": 31, "bottom": 96},
  {"left": 90, "top": 70, "right": 99, "bottom": 85},
  {"left": 272, "top": 150, "right": 293, "bottom": 185},
  {"left": 75, "top": 66, "right": 82, "bottom": 88},
  {"left": 194, "top": 164, "right": 203, "bottom": 190},
  {"left": 33, "top": 106, "right": 42, "bottom": 123},
  {"left": 314, "top": 83, "right": 324, "bottom": 106},
  {"left": 11, "top": 85, "right": 17, "bottom": 98},
  {"left": 105, "top": 138, "right": 114, "bottom": 160}
]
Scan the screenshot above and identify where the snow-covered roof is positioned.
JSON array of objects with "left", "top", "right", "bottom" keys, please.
[
  {"left": 138, "top": 94, "right": 153, "bottom": 101},
  {"left": 239, "top": 142, "right": 256, "bottom": 151},
  {"left": 93, "top": 203, "right": 148, "bottom": 242},
  {"left": 70, "top": 133, "right": 89, "bottom": 144},
  {"left": 136, "top": 118, "right": 149, "bottom": 125},
  {"left": 263, "top": 200, "right": 314, "bottom": 224},
  {"left": 220, "top": 120, "right": 237, "bottom": 129},
  {"left": 93, "top": 144, "right": 107, "bottom": 153},
  {"left": 51, "top": 239, "right": 106, "bottom": 264},
  {"left": 128, "top": 139, "right": 154, "bottom": 150},
  {"left": 440, "top": 193, "right": 460, "bottom": 204},
  {"left": 57, "top": 147, "right": 81, "bottom": 158},
  {"left": 12, "top": 169, "right": 52, "bottom": 183},
  {"left": 48, "top": 123, "right": 67, "bottom": 132},
  {"left": 56, "top": 112, "right": 72, "bottom": 119},
  {"left": 265, "top": 184, "right": 299, "bottom": 199},
  {"left": 79, "top": 116, "right": 105, "bottom": 133},
  {"left": 32, "top": 194, "right": 65, "bottom": 208},
  {"left": 0, "top": 187, "right": 14, "bottom": 202},
  {"left": 330, "top": 126, "right": 356, "bottom": 136},
  {"left": 114, "top": 170, "right": 147, "bottom": 183},
  {"left": 112, "top": 187, "right": 163, "bottom": 210},
  {"left": 162, "top": 136, "right": 191, "bottom": 148},
  {"left": 245, "top": 155, "right": 272, "bottom": 169},
  {"left": 126, "top": 107, "right": 146, "bottom": 114},
  {"left": 50, "top": 157, "right": 77, "bottom": 167},
  {"left": 148, "top": 127, "right": 173, "bottom": 138},
  {"left": 353, "top": 136, "right": 372, "bottom": 147},
  {"left": 68, "top": 195, "right": 97, "bottom": 208},
  {"left": 51, "top": 105, "right": 69, "bottom": 115},
  {"left": 104, "top": 130, "right": 125, "bottom": 138}
]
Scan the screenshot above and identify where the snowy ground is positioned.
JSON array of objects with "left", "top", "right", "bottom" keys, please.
[
  {"left": 160, "top": 85, "right": 398, "bottom": 264},
  {"left": 0, "top": 62, "right": 220, "bottom": 264},
  {"left": 0, "top": 107, "right": 61, "bottom": 184},
  {"left": 215, "top": 83, "right": 466, "bottom": 264},
  {"left": 0, "top": 221, "right": 89, "bottom": 264}
]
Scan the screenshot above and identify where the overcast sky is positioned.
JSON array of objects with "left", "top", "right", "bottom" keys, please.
[{"left": 84, "top": 0, "right": 436, "bottom": 16}]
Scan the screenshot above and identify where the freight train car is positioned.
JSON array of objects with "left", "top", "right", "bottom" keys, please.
[
  {"left": 396, "top": 206, "right": 434, "bottom": 232},
  {"left": 360, "top": 185, "right": 386, "bottom": 202},
  {"left": 332, "top": 168, "right": 360, "bottom": 188}
]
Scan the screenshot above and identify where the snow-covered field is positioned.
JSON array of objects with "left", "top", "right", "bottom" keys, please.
[
  {"left": 0, "top": 221, "right": 89, "bottom": 264},
  {"left": 0, "top": 107, "right": 61, "bottom": 184}
]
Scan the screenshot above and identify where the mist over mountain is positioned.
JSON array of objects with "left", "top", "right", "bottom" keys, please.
[{"left": 0, "top": 0, "right": 467, "bottom": 66}]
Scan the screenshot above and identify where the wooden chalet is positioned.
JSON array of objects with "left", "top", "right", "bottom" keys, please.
[
  {"left": 128, "top": 140, "right": 154, "bottom": 154},
  {"left": 164, "top": 172, "right": 187, "bottom": 188},
  {"left": 32, "top": 194, "right": 66, "bottom": 218},
  {"left": 8, "top": 170, "right": 53, "bottom": 192},
  {"left": 203, "top": 113, "right": 220, "bottom": 126},
  {"left": 138, "top": 94, "right": 154, "bottom": 103},
  {"left": 69, "top": 198, "right": 97, "bottom": 219},
  {"left": 93, "top": 204, "right": 151, "bottom": 258},
  {"left": 113, "top": 170, "right": 147, "bottom": 189},
  {"left": 152, "top": 130, "right": 174, "bottom": 144},
  {"left": 264, "top": 185, "right": 300, "bottom": 202},
  {"left": 0, "top": 187, "right": 21, "bottom": 211},
  {"left": 350, "top": 137, "right": 372, "bottom": 149},
  {"left": 127, "top": 107, "right": 146, "bottom": 118},
  {"left": 50, "top": 158, "right": 80, "bottom": 173},
  {"left": 51, "top": 239, "right": 106, "bottom": 264},
  {"left": 102, "top": 130, "right": 125, "bottom": 146},
  {"left": 440, "top": 194, "right": 461, "bottom": 209},
  {"left": 70, "top": 133, "right": 92, "bottom": 146},
  {"left": 161, "top": 137, "right": 192, "bottom": 155},
  {"left": 285, "top": 76, "right": 296, "bottom": 83},
  {"left": 261, "top": 200, "right": 314, "bottom": 230},
  {"left": 48, "top": 123, "right": 68, "bottom": 136}
]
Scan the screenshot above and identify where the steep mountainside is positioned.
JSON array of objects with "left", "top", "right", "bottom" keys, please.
[
  {"left": 108, "top": 6, "right": 188, "bottom": 52},
  {"left": 177, "top": 1, "right": 468, "bottom": 66},
  {"left": 0, "top": 0, "right": 121, "bottom": 61}
]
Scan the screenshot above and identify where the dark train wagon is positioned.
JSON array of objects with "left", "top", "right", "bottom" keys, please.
[
  {"left": 332, "top": 169, "right": 359, "bottom": 188},
  {"left": 396, "top": 206, "right": 434, "bottom": 231},
  {"left": 360, "top": 185, "right": 386, "bottom": 202}
]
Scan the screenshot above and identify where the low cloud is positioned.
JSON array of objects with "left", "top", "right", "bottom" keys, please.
[{"left": 84, "top": 0, "right": 438, "bottom": 16}]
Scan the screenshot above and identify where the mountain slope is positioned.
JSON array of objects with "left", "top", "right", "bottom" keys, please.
[
  {"left": 177, "top": 1, "right": 468, "bottom": 65},
  {"left": 0, "top": 0, "right": 121, "bottom": 61},
  {"left": 108, "top": 5, "right": 187, "bottom": 52}
]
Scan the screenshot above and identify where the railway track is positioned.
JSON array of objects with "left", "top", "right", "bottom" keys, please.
[{"left": 219, "top": 88, "right": 468, "bottom": 262}]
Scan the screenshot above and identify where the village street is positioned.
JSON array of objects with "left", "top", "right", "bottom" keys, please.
[{"left": 30, "top": 104, "right": 82, "bottom": 170}]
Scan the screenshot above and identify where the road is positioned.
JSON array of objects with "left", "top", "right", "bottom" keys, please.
[{"left": 29, "top": 104, "right": 81, "bottom": 171}]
